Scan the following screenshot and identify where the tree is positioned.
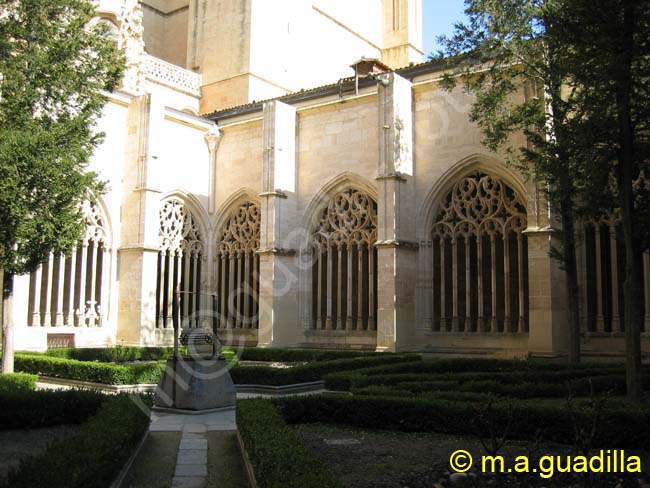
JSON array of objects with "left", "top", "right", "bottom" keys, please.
[
  {"left": 0, "top": 0, "right": 123, "bottom": 372},
  {"left": 438, "top": 0, "right": 591, "bottom": 364},
  {"left": 548, "top": 0, "right": 650, "bottom": 401}
]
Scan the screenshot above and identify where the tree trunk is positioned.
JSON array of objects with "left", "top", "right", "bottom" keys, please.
[
  {"left": 553, "top": 105, "right": 581, "bottom": 364},
  {"left": 559, "top": 189, "right": 581, "bottom": 364},
  {"left": 1, "top": 269, "right": 14, "bottom": 374},
  {"left": 617, "top": 0, "right": 643, "bottom": 402}
]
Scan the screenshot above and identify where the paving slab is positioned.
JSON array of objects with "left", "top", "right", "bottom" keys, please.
[
  {"left": 177, "top": 449, "right": 208, "bottom": 465},
  {"left": 179, "top": 438, "right": 208, "bottom": 450}
]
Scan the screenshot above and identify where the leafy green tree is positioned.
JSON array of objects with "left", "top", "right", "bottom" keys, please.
[
  {"left": 548, "top": 0, "right": 650, "bottom": 401},
  {"left": 0, "top": 0, "right": 123, "bottom": 372},
  {"left": 437, "top": 0, "right": 589, "bottom": 364}
]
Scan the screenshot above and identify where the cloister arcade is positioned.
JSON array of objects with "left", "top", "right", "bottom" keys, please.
[{"left": 28, "top": 199, "right": 112, "bottom": 329}]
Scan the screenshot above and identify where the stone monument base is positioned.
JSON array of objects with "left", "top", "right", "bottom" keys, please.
[{"left": 154, "top": 357, "right": 236, "bottom": 411}]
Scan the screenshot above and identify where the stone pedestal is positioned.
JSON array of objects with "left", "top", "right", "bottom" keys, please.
[{"left": 154, "top": 358, "right": 236, "bottom": 411}]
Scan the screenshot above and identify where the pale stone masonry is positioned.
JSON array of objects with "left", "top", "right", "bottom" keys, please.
[{"left": 8, "top": 0, "right": 650, "bottom": 358}]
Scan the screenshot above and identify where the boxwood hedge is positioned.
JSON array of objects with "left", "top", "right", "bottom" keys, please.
[
  {"left": 230, "top": 353, "right": 420, "bottom": 386},
  {"left": 237, "top": 399, "right": 342, "bottom": 488},
  {"left": 277, "top": 394, "right": 650, "bottom": 450},
  {"left": 0, "top": 389, "right": 106, "bottom": 430},
  {"left": 0, "top": 372, "right": 37, "bottom": 394},
  {"left": 15, "top": 354, "right": 165, "bottom": 385},
  {"left": 3, "top": 394, "right": 151, "bottom": 488}
]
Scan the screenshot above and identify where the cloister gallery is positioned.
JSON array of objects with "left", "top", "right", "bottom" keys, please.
[{"left": 9, "top": 0, "right": 650, "bottom": 358}]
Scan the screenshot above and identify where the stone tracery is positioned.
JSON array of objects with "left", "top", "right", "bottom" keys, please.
[
  {"left": 431, "top": 172, "right": 528, "bottom": 333},
  {"left": 311, "top": 188, "right": 378, "bottom": 331},
  {"left": 156, "top": 198, "right": 203, "bottom": 328},
  {"left": 216, "top": 202, "right": 261, "bottom": 329},
  {"left": 29, "top": 199, "right": 111, "bottom": 328}
]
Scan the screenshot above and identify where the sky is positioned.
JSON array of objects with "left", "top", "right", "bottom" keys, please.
[{"left": 422, "top": 0, "right": 468, "bottom": 57}]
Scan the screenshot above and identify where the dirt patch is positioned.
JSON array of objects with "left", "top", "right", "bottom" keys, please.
[
  {"left": 0, "top": 425, "right": 82, "bottom": 482},
  {"left": 290, "top": 423, "right": 650, "bottom": 488}
]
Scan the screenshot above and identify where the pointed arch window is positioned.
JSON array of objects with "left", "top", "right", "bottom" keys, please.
[
  {"left": 215, "top": 202, "right": 260, "bottom": 329},
  {"left": 28, "top": 200, "right": 111, "bottom": 327},
  {"left": 156, "top": 198, "right": 204, "bottom": 328},
  {"left": 431, "top": 172, "right": 529, "bottom": 333},
  {"left": 311, "top": 189, "right": 377, "bottom": 331}
]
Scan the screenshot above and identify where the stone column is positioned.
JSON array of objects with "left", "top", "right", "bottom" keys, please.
[
  {"left": 525, "top": 184, "right": 568, "bottom": 356},
  {"left": 257, "top": 100, "right": 300, "bottom": 348},
  {"left": 375, "top": 72, "right": 417, "bottom": 352},
  {"left": 116, "top": 93, "right": 162, "bottom": 346}
]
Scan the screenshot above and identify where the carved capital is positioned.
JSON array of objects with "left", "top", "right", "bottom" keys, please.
[{"left": 204, "top": 125, "right": 222, "bottom": 154}]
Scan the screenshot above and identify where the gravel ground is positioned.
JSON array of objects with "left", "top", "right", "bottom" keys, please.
[
  {"left": 0, "top": 425, "right": 82, "bottom": 483},
  {"left": 290, "top": 423, "right": 650, "bottom": 488}
]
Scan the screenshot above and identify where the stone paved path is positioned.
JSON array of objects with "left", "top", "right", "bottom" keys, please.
[{"left": 149, "top": 408, "right": 237, "bottom": 488}]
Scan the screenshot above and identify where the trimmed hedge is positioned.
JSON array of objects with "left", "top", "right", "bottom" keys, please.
[
  {"left": 237, "top": 399, "right": 342, "bottom": 488},
  {"left": 230, "top": 354, "right": 420, "bottom": 386},
  {"left": 331, "top": 372, "right": 635, "bottom": 398},
  {"left": 322, "top": 359, "right": 638, "bottom": 395},
  {"left": 44, "top": 346, "right": 181, "bottom": 363},
  {"left": 0, "top": 373, "right": 38, "bottom": 394},
  {"left": 3, "top": 394, "right": 151, "bottom": 488},
  {"left": 277, "top": 394, "right": 650, "bottom": 450},
  {"left": 42, "top": 346, "right": 378, "bottom": 364},
  {"left": 15, "top": 354, "right": 165, "bottom": 385},
  {"left": 0, "top": 389, "right": 105, "bottom": 429},
  {"left": 17, "top": 352, "right": 419, "bottom": 387},
  {"left": 235, "top": 347, "right": 379, "bottom": 363}
]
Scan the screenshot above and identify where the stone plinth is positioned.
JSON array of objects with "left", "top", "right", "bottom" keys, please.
[{"left": 154, "top": 358, "right": 236, "bottom": 411}]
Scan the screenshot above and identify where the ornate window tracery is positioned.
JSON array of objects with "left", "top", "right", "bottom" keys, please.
[
  {"left": 311, "top": 189, "right": 378, "bottom": 331},
  {"left": 29, "top": 200, "right": 111, "bottom": 327},
  {"left": 156, "top": 198, "right": 204, "bottom": 328},
  {"left": 216, "top": 202, "right": 261, "bottom": 329},
  {"left": 431, "top": 172, "right": 529, "bottom": 333}
]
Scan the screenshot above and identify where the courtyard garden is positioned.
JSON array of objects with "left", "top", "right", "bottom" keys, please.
[{"left": 0, "top": 347, "right": 648, "bottom": 487}]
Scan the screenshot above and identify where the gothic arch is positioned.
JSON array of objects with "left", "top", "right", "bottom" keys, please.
[
  {"left": 156, "top": 194, "right": 206, "bottom": 329},
  {"left": 418, "top": 154, "right": 528, "bottom": 240},
  {"left": 159, "top": 190, "right": 209, "bottom": 245},
  {"left": 28, "top": 195, "right": 113, "bottom": 328},
  {"left": 213, "top": 189, "right": 262, "bottom": 330},
  {"left": 301, "top": 172, "right": 377, "bottom": 248},
  {"left": 212, "top": 188, "right": 261, "bottom": 240},
  {"left": 307, "top": 184, "right": 378, "bottom": 332},
  {"left": 426, "top": 167, "right": 529, "bottom": 334}
]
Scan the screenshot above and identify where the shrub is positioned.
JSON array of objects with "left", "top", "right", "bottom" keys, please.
[
  {"left": 235, "top": 347, "right": 379, "bottom": 363},
  {"left": 4, "top": 395, "right": 151, "bottom": 488},
  {"left": 230, "top": 354, "right": 420, "bottom": 386},
  {"left": 15, "top": 354, "right": 165, "bottom": 385},
  {"left": 277, "top": 394, "right": 650, "bottom": 450},
  {"left": 323, "top": 361, "right": 643, "bottom": 397},
  {"left": 237, "top": 399, "right": 342, "bottom": 488},
  {"left": 0, "top": 373, "right": 37, "bottom": 394},
  {"left": 0, "top": 389, "right": 105, "bottom": 429},
  {"left": 45, "top": 346, "right": 181, "bottom": 363}
]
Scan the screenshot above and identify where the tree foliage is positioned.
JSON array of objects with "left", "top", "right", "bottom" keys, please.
[
  {"left": 437, "top": 0, "right": 587, "bottom": 363},
  {"left": 0, "top": 0, "right": 123, "bottom": 275},
  {"left": 545, "top": 0, "right": 650, "bottom": 400}
]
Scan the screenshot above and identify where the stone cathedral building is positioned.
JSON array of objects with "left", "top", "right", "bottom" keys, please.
[{"left": 9, "top": 0, "right": 650, "bottom": 358}]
